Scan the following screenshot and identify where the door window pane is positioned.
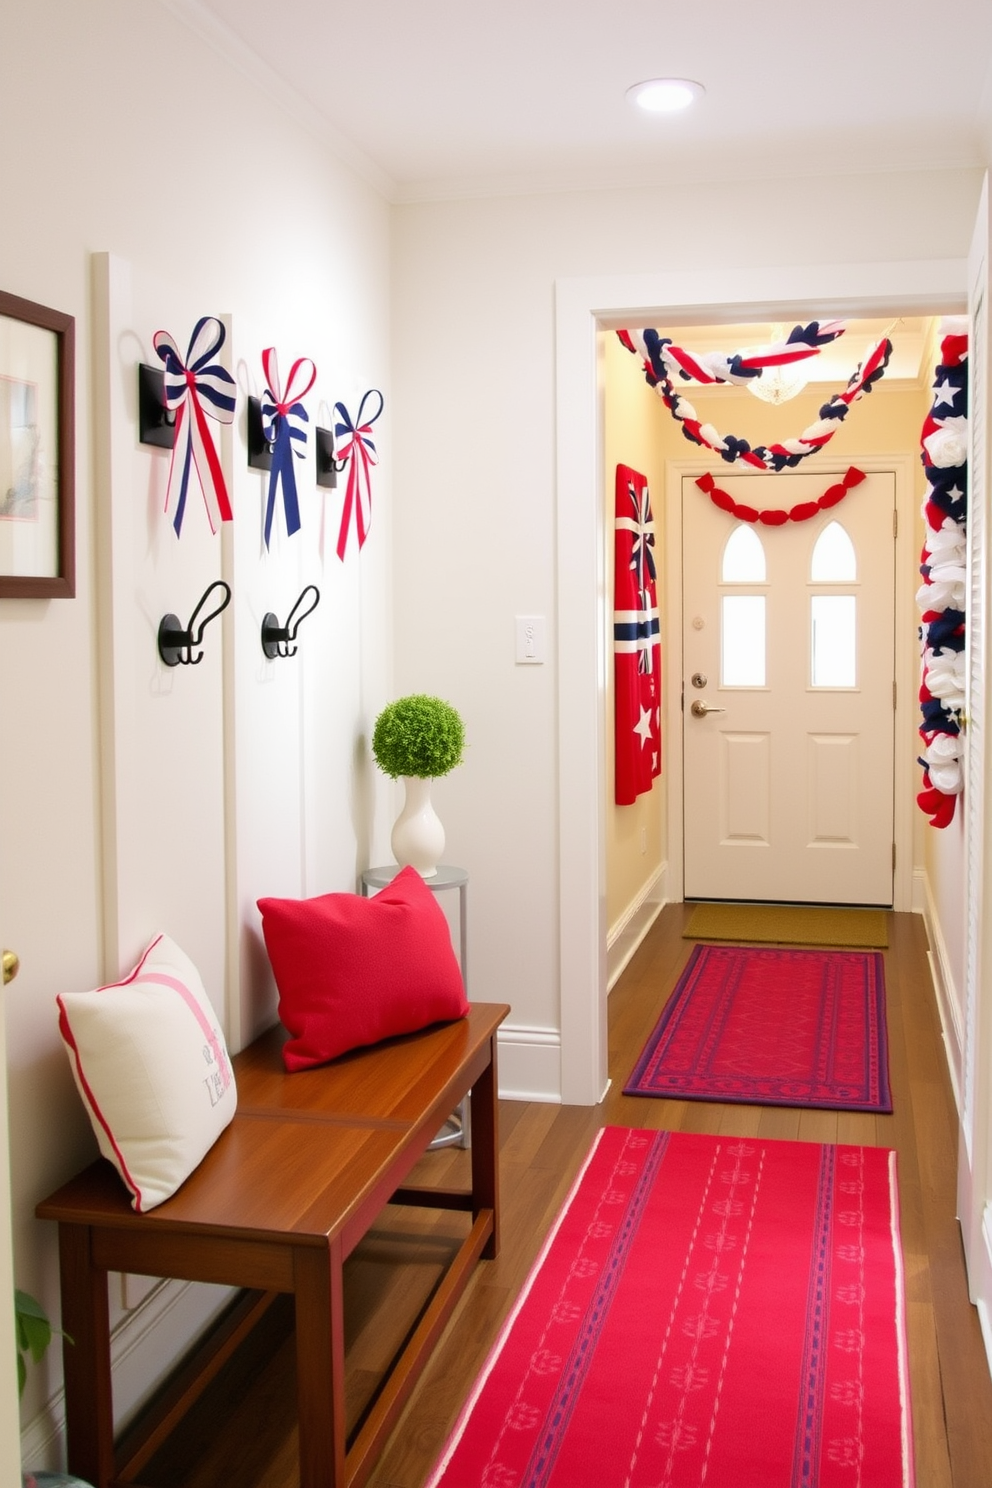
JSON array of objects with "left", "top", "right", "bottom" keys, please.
[
  {"left": 722, "top": 596, "right": 766, "bottom": 686},
  {"left": 811, "top": 595, "right": 856, "bottom": 686},
  {"left": 722, "top": 523, "right": 766, "bottom": 582},
  {"left": 811, "top": 521, "right": 857, "bottom": 582}
]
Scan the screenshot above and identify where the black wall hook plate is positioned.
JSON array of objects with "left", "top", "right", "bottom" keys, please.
[
  {"left": 315, "top": 426, "right": 342, "bottom": 488},
  {"left": 139, "top": 364, "right": 176, "bottom": 448},
  {"left": 246, "top": 395, "right": 273, "bottom": 471}
]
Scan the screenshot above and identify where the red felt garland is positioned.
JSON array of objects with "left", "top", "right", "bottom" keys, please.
[{"left": 695, "top": 465, "right": 866, "bottom": 525}]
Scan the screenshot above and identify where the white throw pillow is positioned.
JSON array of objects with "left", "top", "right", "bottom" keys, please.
[{"left": 57, "top": 933, "right": 237, "bottom": 1211}]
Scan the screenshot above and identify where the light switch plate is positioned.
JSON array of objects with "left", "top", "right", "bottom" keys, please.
[{"left": 515, "top": 615, "right": 546, "bottom": 664}]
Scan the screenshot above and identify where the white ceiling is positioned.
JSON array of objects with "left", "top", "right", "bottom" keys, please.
[{"left": 181, "top": 0, "right": 992, "bottom": 201}]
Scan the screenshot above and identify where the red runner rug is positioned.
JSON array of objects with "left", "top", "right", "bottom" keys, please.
[
  {"left": 624, "top": 944, "right": 891, "bottom": 1111},
  {"left": 427, "top": 1128, "right": 914, "bottom": 1488}
]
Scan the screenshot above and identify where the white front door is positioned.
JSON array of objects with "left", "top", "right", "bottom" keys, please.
[
  {"left": 1, "top": 941, "right": 23, "bottom": 1486},
  {"left": 682, "top": 468, "right": 896, "bottom": 905}
]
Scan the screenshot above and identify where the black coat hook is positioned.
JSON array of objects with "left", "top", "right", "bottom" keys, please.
[
  {"left": 158, "top": 580, "right": 232, "bottom": 667},
  {"left": 261, "top": 584, "right": 321, "bottom": 659},
  {"left": 315, "top": 426, "right": 347, "bottom": 488}
]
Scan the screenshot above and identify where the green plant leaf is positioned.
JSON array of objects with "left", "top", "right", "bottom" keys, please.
[{"left": 15, "top": 1290, "right": 52, "bottom": 1364}]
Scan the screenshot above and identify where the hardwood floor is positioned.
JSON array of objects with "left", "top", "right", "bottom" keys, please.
[{"left": 145, "top": 906, "right": 992, "bottom": 1486}]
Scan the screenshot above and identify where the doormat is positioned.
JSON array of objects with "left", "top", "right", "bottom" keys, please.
[
  {"left": 426, "top": 1127, "right": 914, "bottom": 1488},
  {"left": 624, "top": 943, "right": 891, "bottom": 1111},
  {"left": 684, "top": 901, "right": 889, "bottom": 948}
]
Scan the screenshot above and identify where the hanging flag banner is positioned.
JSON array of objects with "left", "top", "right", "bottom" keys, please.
[
  {"left": 259, "top": 347, "right": 317, "bottom": 549},
  {"left": 333, "top": 389, "right": 383, "bottom": 561},
  {"left": 153, "top": 316, "right": 236, "bottom": 537},
  {"left": 916, "top": 331, "right": 968, "bottom": 829},
  {"left": 614, "top": 464, "right": 661, "bottom": 805}
]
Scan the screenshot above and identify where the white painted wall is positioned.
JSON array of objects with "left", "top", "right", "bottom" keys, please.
[{"left": 2, "top": 0, "right": 393, "bottom": 1466}]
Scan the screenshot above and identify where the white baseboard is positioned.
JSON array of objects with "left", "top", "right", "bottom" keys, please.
[
  {"left": 497, "top": 1025, "right": 561, "bottom": 1103},
  {"left": 607, "top": 863, "right": 667, "bottom": 992},
  {"left": 919, "top": 872, "right": 964, "bottom": 1115},
  {"left": 911, "top": 865, "right": 928, "bottom": 915},
  {"left": 21, "top": 1277, "right": 234, "bottom": 1473},
  {"left": 607, "top": 862, "right": 667, "bottom": 947},
  {"left": 978, "top": 1205, "right": 992, "bottom": 1381}
]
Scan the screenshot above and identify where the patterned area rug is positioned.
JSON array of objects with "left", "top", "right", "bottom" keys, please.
[
  {"left": 624, "top": 944, "right": 892, "bottom": 1111},
  {"left": 684, "top": 903, "right": 888, "bottom": 948},
  {"left": 427, "top": 1128, "right": 914, "bottom": 1488}
]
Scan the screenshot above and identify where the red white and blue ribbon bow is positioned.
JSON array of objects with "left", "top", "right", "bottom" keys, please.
[
  {"left": 153, "top": 317, "right": 236, "bottom": 537},
  {"left": 333, "top": 389, "right": 383, "bottom": 560},
  {"left": 259, "top": 347, "right": 317, "bottom": 549}
]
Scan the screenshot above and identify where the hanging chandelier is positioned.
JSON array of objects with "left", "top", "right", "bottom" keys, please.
[{"left": 744, "top": 326, "right": 809, "bottom": 404}]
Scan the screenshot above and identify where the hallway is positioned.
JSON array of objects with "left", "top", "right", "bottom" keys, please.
[{"left": 142, "top": 906, "right": 992, "bottom": 1486}]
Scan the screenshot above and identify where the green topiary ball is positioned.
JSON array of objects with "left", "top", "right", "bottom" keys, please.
[{"left": 372, "top": 695, "right": 465, "bottom": 779}]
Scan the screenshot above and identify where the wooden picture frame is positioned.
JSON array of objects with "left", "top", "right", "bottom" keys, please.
[{"left": 0, "top": 290, "right": 74, "bottom": 598}]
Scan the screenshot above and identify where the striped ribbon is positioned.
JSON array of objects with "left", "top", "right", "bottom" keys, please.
[
  {"left": 334, "top": 389, "right": 383, "bottom": 561},
  {"left": 619, "top": 327, "right": 892, "bottom": 472},
  {"left": 260, "top": 347, "right": 317, "bottom": 549},
  {"left": 651, "top": 320, "right": 846, "bottom": 387},
  {"left": 153, "top": 317, "right": 236, "bottom": 537}
]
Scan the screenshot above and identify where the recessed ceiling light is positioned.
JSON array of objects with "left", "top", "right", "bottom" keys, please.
[{"left": 627, "top": 78, "right": 705, "bottom": 114}]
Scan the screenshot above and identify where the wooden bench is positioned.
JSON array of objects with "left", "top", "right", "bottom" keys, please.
[{"left": 37, "top": 1001, "right": 509, "bottom": 1488}]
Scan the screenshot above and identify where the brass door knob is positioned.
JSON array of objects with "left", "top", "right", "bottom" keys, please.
[
  {"left": 2, "top": 950, "right": 19, "bottom": 985},
  {"left": 690, "top": 700, "right": 727, "bottom": 718}
]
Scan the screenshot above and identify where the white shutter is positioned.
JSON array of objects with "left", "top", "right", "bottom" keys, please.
[{"left": 960, "top": 175, "right": 992, "bottom": 1333}]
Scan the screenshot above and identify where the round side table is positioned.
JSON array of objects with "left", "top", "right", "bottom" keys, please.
[{"left": 361, "top": 864, "right": 469, "bottom": 1149}]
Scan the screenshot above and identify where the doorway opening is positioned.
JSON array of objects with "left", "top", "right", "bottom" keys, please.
[{"left": 555, "top": 263, "right": 966, "bottom": 1104}]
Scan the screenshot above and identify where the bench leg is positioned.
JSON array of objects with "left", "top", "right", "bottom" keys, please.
[
  {"left": 58, "top": 1223, "right": 115, "bottom": 1487},
  {"left": 295, "top": 1240, "right": 347, "bottom": 1488},
  {"left": 470, "top": 1034, "right": 500, "bottom": 1259}
]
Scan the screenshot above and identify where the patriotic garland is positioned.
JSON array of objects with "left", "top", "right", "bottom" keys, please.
[
  {"left": 153, "top": 316, "right": 236, "bottom": 537},
  {"left": 333, "top": 389, "right": 383, "bottom": 561},
  {"left": 916, "top": 332, "right": 969, "bottom": 829},
  {"left": 260, "top": 347, "right": 317, "bottom": 549},
  {"left": 696, "top": 465, "right": 866, "bottom": 525},
  {"left": 618, "top": 324, "right": 893, "bottom": 472}
]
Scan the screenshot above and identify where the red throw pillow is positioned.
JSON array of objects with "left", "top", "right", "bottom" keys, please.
[{"left": 257, "top": 866, "right": 468, "bottom": 1071}]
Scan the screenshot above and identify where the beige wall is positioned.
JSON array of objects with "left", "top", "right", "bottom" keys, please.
[{"left": 602, "top": 332, "right": 668, "bottom": 933}]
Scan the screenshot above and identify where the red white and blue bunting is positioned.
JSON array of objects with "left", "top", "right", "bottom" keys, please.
[
  {"left": 260, "top": 347, "right": 317, "bottom": 549},
  {"left": 618, "top": 323, "right": 892, "bottom": 472},
  {"left": 916, "top": 332, "right": 969, "bottom": 829},
  {"left": 153, "top": 316, "right": 237, "bottom": 537},
  {"left": 333, "top": 389, "right": 383, "bottom": 561}
]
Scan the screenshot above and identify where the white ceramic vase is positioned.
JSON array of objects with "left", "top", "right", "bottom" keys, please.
[{"left": 390, "top": 775, "right": 445, "bottom": 877}]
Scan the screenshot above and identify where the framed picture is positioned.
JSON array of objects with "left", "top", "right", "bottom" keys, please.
[{"left": 0, "top": 290, "right": 74, "bottom": 598}]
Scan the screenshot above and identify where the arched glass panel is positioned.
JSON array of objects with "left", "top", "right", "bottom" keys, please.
[
  {"left": 811, "top": 520, "right": 857, "bottom": 582},
  {"left": 722, "top": 523, "right": 766, "bottom": 583}
]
